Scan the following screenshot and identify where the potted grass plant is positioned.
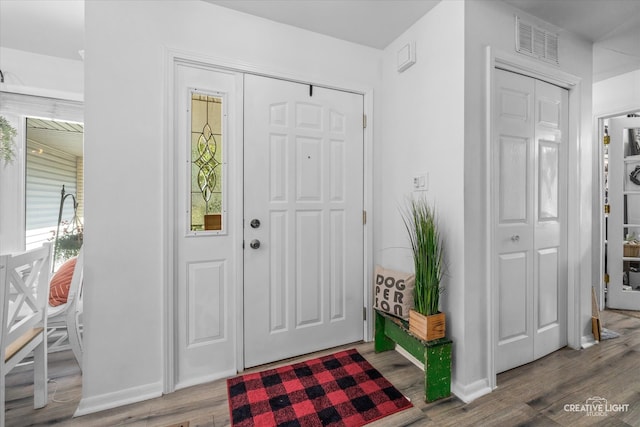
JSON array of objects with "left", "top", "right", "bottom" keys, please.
[{"left": 402, "top": 198, "right": 445, "bottom": 341}]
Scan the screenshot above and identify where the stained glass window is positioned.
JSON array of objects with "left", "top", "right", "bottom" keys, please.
[{"left": 190, "top": 92, "right": 224, "bottom": 232}]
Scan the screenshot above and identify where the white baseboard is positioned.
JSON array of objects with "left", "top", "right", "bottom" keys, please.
[
  {"left": 73, "top": 381, "right": 163, "bottom": 417},
  {"left": 174, "top": 368, "right": 236, "bottom": 391},
  {"left": 581, "top": 334, "right": 597, "bottom": 349},
  {"left": 451, "top": 378, "right": 492, "bottom": 403}
]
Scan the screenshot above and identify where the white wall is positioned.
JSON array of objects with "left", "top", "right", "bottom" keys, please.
[
  {"left": 378, "top": 0, "right": 466, "bottom": 393},
  {"left": 593, "top": 69, "right": 640, "bottom": 117},
  {"left": 83, "top": 0, "right": 381, "bottom": 413}
]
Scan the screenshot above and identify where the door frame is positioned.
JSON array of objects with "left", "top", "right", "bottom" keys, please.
[
  {"left": 162, "top": 48, "right": 374, "bottom": 393},
  {"left": 600, "top": 114, "right": 640, "bottom": 310},
  {"left": 485, "top": 47, "right": 584, "bottom": 390},
  {"left": 0, "top": 90, "right": 84, "bottom": 255},
  {"left": 595, "top": 110, "right": 640, "bottom": 312}
]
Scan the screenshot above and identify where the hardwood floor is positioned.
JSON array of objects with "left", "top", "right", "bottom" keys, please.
[{"left": 5, "top": 309, "right": 640, "bottom": 426}]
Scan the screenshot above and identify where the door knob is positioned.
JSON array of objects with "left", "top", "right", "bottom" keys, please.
[
  {"left": 511, "top": 235, "right": 520, "bottom": 242},
  {"left": 250, "top": 219, "right": 261, "bottom": 229},
  {"left": 249, "top": 239, "right": 261, "bottom": 249}
]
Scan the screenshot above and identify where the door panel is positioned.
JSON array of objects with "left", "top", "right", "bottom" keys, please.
[
  {"left": 537, "top": 248, "right": 558, "bottom": 328},
  {"left": 494, "top": 69, "right": 567, "bottom": 373},
  {"left": 244, "top": 75, "right": 364, "bottom": 368},
  {"left": 498, "top": 252, "right": 529, "bottom": 341},
  {"left": 187, "top": 260, "right": 225, "bottom": 343},
  {"left": 495, "top": 71, "right": 535, "bottom": 373},
  {"left": 499, "top": 136, "right": 529, "bottom": 222},
  {"left": 174, "top": 64, "right": 239, "bottom": 388},
  {"left": 538, "top": 141, "right": 559, "bottom": 220},
  {"left": 532, "top": 78, "right": 567, "bottom": 361}
]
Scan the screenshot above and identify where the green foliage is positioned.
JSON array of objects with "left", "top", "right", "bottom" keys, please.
[
  {"left": 55, "top": 220, "right": 83, "bottom": 264},
  {"left": 55, "top": 233, "right": 83, "bottom": 264},
  {"left": 0, "top": 116, "right": 17, "bottom": 165},
  {"left": 402, "top": 198, "right": 444, "bottom": 316}
]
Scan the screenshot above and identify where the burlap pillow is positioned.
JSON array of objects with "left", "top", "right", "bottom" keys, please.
[{"left": 373, "top": 266, "right": 415, "bottom": 320}]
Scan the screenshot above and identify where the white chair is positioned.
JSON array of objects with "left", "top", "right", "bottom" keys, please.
[
  {"left": 47, "top": 247, "right": 83, "bottom": 370},
  {"left": 0, "top": 242, "right": 52, "bottom": 427}
]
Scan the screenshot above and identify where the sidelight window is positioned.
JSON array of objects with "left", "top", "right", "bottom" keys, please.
[{"left": 189, "top": 91, "right": 225, "bottom": 233}]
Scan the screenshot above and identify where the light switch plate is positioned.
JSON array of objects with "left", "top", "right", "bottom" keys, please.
[{"left": 413, "top": 173, "right": 428, "bottom": 191}]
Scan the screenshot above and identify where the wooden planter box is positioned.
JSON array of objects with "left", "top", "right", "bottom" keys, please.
[{"left": 409, "top": 310, "right": 446, "bottom": 341}]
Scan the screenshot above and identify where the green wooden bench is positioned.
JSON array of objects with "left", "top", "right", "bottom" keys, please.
[{"left": 374, "top": 310, "right": 452, "bottom": 402}]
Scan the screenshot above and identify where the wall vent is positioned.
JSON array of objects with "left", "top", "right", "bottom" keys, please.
[{"left": 515, "top": 16, "right": 559, "bottom": 65}]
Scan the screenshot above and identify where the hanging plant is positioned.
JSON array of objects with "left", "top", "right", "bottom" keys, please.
[
  {"left": 0, "top": 115, "right": 17, "bottom": 165},
  {"left": 54, "top": 225, "right": 83, "bottom": 264}
]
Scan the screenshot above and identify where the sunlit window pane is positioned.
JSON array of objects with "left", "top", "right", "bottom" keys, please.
[{"left": 190, "top": 93, "right": 223, "bottom": 232}]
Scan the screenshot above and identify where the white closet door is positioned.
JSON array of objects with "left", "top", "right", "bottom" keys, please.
[{"left": 494, "top": 69, "right": 568, "bottom": 373}]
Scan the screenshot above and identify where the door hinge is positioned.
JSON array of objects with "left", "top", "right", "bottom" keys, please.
[
  {"left": 242, "top": 240, "right": 245, "bottom": 249},
  {"left": 363, "top": 210, "right": 367, "bottom": 225},
  {"left": 363, "top": 114, "right": 367, "bottom": 129},
  {"left": 604, "top": 204, "right": 610, "bottom": 214},
  {"left": 363, "top": 307, "right": 367, "bottom": 321},
  {"left": 604, "top": 273, "right": 609, "bottom": 284}
]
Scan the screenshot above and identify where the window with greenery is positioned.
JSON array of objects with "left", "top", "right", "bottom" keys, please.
[{"left": 190, "top": 92, "right": 224, "bottom": 232}]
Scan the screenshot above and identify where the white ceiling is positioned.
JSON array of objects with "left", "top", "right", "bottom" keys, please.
[
  {"left": 0, "top": 0, "right": 638, "bottom": 77},
  {"left": 206, "top": 0, "right": 441, "bottom": 49},
  {"left": 0, "top": 0, "right": 84, "bottom": 60}
]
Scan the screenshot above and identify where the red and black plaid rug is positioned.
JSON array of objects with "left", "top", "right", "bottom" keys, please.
[{"left": 227, "top": 348, "right": 412, "bottom": 427}]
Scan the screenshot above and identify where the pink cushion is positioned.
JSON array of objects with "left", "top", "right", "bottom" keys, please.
[{"left": 49, "top": 257, "right": 77, "bottom": 307}]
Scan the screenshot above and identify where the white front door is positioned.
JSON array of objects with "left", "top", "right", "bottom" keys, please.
[
  {"left": 494, "top": 69, "right": 568, "bottom": 373},
  {"left": 607, "top": 116, "right": 640, "bottom": 310},
  {"left": 243, "top": 74, "right": 364, "bottom": 368},
  {"left": 174, "top": 63, "right": 240, "bottom": 388}
]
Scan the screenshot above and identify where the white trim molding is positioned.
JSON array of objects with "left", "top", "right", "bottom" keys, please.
[
  {"left": 452, "top": 379, "right": 492, "bottom": 404},
  {"left": 0, "top": 91, "right": 83, "bottom": 255},
  {"left": 0, "top": 83, "right": 83, "bottom": 103},
  {"left": 74, "top": 381, "right": 163, "bottom": 417}
]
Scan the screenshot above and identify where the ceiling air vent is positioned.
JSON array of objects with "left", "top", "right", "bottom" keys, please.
[{"left": 515, "top": 16, "right": 559, "bottom": 65}]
